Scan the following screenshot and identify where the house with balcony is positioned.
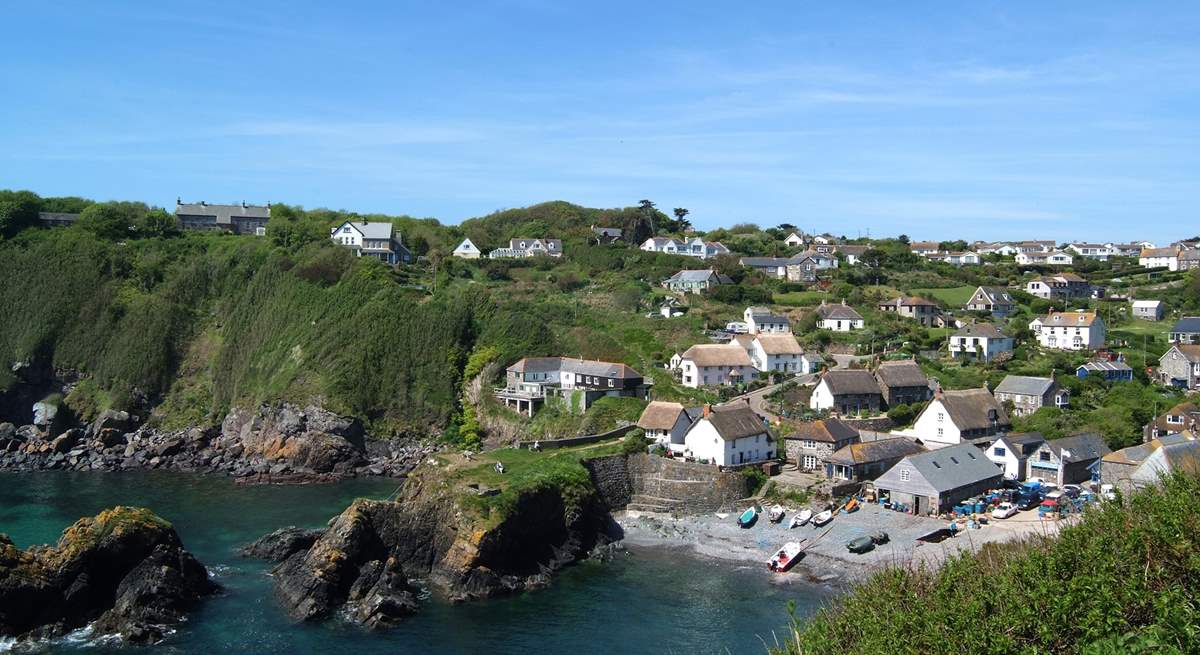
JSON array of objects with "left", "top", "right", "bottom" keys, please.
[
  {"left": 1015, "top": 250, "right": 1074, "bottom": 266},
  {"left": 1158, "top": 345, "right": 1200, "bottom": 390},
  {"left": 330, "top": 220, "right": 413, "bottom": 265},
  {"left": 1029, "top": 311, "right": 1106, "bottom": 351},
  {"left": 814, "top": 300, "right": 864, "bottom": 331},
  {"left": 489, "top": 238, "right": 563, "bottom": 258},
  {"left": 925, "top": 251, "right": 981, "bottom": 266},
  {"left": 1066, "top": 243, "right": 1117, "bottom": 260},
  {"left": 993, "top": 375, "right": 1068, "bottom": 417},
  {"left": 1025, "top": 433, "right": 1110, "bottom": 486},
  {"left": 877, "top": 296, "right": 945, "bottom": 327},
  {"left": 1024, "top": 273, "right": 1091, "bottom": 301},
  {"left": 948, "top": 322, "right": 1013, "bottom": 362},
  {"left": 495, "top": 357, "right": 650, "bottom": 417},
  {"left": 641, "top": 236, "right": 729, "bottom": 260},
  {"left": 964, "top": 286, "right": 1015, "bottom": 317}
]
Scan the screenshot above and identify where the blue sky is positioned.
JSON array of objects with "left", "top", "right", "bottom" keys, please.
[{"left": 1, "top": 2, "right": 1197, "bottom": 243}]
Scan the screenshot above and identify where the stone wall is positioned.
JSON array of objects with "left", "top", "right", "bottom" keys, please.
[
  {"left": 586, "top": 454, "right": 754, "bottom": 514},
  {"left": 583, "top": 454, "right": 633, "bottom": 510}
]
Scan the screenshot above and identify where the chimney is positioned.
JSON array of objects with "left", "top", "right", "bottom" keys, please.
[
  {"left": 176, "top": 197, "right": 181, "bottom": 205},
  {"left": 703, "top": 404, "right": 711, "bottom": 419},
  {"left": 242, "top": 201, "right": 247, "bottom": 208}
]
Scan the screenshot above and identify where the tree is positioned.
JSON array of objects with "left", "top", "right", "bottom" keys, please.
[
  {"left": 137, "top": 208, "right": 178, "bottom": 238},
  {"left": 861, "top": 248, "right": 887, "bottom": 268},
  {"left": 638, "top": 199, "right": 657, "bottom": 234},
  {"left": 897, "top": 234, "right": 910, "bottom": 245},
  {"left": 0, "top": 197, "right": 40, "bottom": 239},
  {"left": 672, "top": 207, "right": 691, "bottom": 233},
  {"left": 267, "top": 204, "right": 329, "bottom": 252},
  {"left": 75, "top": 203, "right": 136, "bottom": 239}
]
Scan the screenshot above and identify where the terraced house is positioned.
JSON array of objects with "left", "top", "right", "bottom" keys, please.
[
  {"left": 1024, "top": 273, "right": 1091, "bottom": 301},
  {"left": 495, "top": 357, "right": 650, "bottom": 417},
  {"left": 785, "top": 417, "right": 860, "bottom": 472},
  {"left": 873, "top": 360, "right": 932, "bottom": 408},
  {"left": 676, "top": 344, "right": 757, "bottom": 388},
  {"left": 488, "top": 238, "right": 563, "bottom": 258},
  {"left": 175, "top": 200, "right": 270, "bottom": 235}
]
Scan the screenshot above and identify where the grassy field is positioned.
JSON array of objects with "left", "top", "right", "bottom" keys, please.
[{"left": 911, "top": 285, "right": 975, "bottom": 306}]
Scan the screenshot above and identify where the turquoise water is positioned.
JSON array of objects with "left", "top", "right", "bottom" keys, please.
[{"left": 0, "top": 472, "right": 830, "bottom": 654}]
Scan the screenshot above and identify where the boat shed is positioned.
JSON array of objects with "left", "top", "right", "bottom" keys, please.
[{"left": 873, "top": 443, "right": 1004, "bottom": 515}]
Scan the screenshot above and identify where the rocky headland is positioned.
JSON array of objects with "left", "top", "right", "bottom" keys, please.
[{"left": 0, "top": 506, "right": 217, "bottom": 644}]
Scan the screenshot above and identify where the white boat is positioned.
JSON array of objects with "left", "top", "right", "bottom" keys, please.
[
  {"left": 789, "top": 509, "right": 813, "bottom": 529},
  {"left": 767, "top": 541, "right": 804, "bottom": 572},
  {"left": 768, "top": 504, "right": 785, "bottom": 523},
  {"left": 812, "top": 509, "right": 834, "bottom": 527}
]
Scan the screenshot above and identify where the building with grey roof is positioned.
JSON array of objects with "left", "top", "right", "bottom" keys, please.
[
  {"left": 873, "top": 443, "right": 1004, "bottom": 515},
  {"left": 810, "top": 370, "right": 884, "bottom": 416},
  {"left": 497, "top": 357, "right": 650, "bottom": 416},
  {"left": 826, "top": 437, "right": 927, "bottom": 484},
  {"left": 37, "top": 212, "right": 79, "bottom": 228},
  {"left": 175, "top": 200, "right": 270, "bottom": 235},
  {"left": 1027, "top": 433, "right": 1110, "bottom": 486},
  {"left": 661, "top": 269, "right": 733, "bottom": 294},
  {"left": 965, "top": 286, "right": 1016, "bottom": 317},
  {"left": 330, "top": 220, "right": 413, "bottom": 265},
  {"left": 1170, "top": 317, "right": 1200, "bottom": 345},
  {"left": 994, "top": 375, "right": 1069, "bottom": 417}
]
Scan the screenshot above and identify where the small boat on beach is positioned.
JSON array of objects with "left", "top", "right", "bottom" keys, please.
[
  {"left": 768, "top": 504, "right": 785, "bottom": 523},
  {"left": 737, "top": 507, "right": 758, "bottom": 528},
  {"left": 846, "top": 535, "right": 875, "bottom": 554},
  {"left": 767, "top": 541, "right": 804, "bottom": 572},
  {"left": 789, "top": 509, "right": 812, "bottom": 528},
  {"left": 842, "top": 498, "right": 859, "bottom": 513},
  {"left": 812, "top": 509, "right": 834, "bottom": 527}
]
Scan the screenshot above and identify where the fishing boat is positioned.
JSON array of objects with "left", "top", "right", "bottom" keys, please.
[
  {"left": 812, "top": 509, "right": 834, "bottom": 527},
  {"left": 789, "top": 509, "right": 812, "bottom": 529},
  {"left": 768, "top": 504, "right": 785, "bottom": 523},
  {"left": 767, "top": 541, "right": 804, "bottom": 573},
  {"left": 737, "top": 507, "right": 758, "bottom": 528}
]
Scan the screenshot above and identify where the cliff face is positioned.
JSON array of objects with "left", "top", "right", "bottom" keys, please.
[
  {"left": 270, "top": 464, "right": 611, "bottom": 627},
  {"left": 0, "top": 507, "right": 217, "bottom": 644}
]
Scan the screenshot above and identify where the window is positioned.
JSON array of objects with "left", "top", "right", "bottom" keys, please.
[
  {"left": 1167, "top": 415, "right": 1183, "bottom": 424},
  {"left": 801, "top": 440, "right": 817, "bottom": 450},
  {"left": 937, "top": 412, "right": 944, "bottom": 422},
  {"left": 607, "top": 379, "right": 614, "bottom": 388},
  {"left": 993, "top": 447, "right": 1006, "bottom": 457},
  {"left": 802, "top": 455, "right": 818, "bottom": 470},
  {"left": 900, "top": 469, "right": 910, "bottom": 481},
  {"left": 937, "top": 428, "right": 944, "bottom": 437},
  {"left": 1039, "top": 451, "right": 1051, "bottom": 462}
]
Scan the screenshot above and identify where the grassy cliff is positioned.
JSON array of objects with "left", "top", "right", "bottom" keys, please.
[{"left": 775, "top": 473, "right": 1200, "bottom": 655}]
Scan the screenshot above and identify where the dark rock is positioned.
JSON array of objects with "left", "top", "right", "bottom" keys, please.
[
  {"left": 97, "top": 429, "right": 127, "bottom": 448},
  {"left": 0, "top": 507, "right": 217, "bottom": 644},
  {"left": 154, "top": 438, "right": 185, "bottom": 459},
  {"left": 49, "top": 430, "right": 80, "bottom": 454},
  {"left": 88, "top": 410, "right": 133, "bottom": 438},
  {"left": 0, "top": 423, "right": 15, "bottom": 441},
  {"left": 15, "top": 425, "right": 41, "bottom": 441},
  {"left": 239, "top": 527, "right": 324, "bottom": 562}
]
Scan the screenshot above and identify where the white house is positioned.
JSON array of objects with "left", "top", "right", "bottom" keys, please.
[
  {"left": 948, "top": 322, "right": 1013, "bottom": 362},
  {"left": 784, "top": 232, "right": 805, "bottom": 247},
  {"left": 744, "top": 307, "right": 791, "bottom": 334},
  {"left": 905, "top": 388, "right": 1011, "bottom": 448},
  {"left": 452, "top": 237, "right": 482, "bottom": 259},
  {"left": 681, "top": 405, "right": 774, "bottom": 467},
  {"left": 1139, "top": 247, "right": 1181, "bottom": 271},
  {"left": 809, "top": 370, "right": 883, "bottom": 415},
  {"left": 641, "top": 236, "right": 729, "bottom": 260},
  {"left": 800, "top": 353, "right": 825, "bottom": 375},
  {"left": 489, "top": 238, "right": 563, "bottom": 259},
  {"left": 330, "top": 221, "right": 413, "bottom": 265},
  {"left": 985, "top": 433, "right": 1048, "bottom": 481},
  {"left": 814, "top": 300, "right": 864, "bottom": 331},
  {"left": 910, "top": 241, "right": 941, "bottom": 255},
  {"left": 975, "top": 242, "right": 1019, "bottom": 256},
  {"left": 1066, "top": 243, "right": 1117, "bottom": 260},
  {"left": 749, "top": 334, "right": 804, "bottom": 373},
  {"left": 1029, "top": 311, "right": 1106, "bottom": 351},
  {"left": 636, "top": 401, "right": 698, "bottom": 453},
  {"left": 925, "top": 251, "right": 981, "bottom": 266},
  {"left": 677, "top": 344, "right": 757, "bottom": 388},
  {"left": 1016, "top": 250, "right": 1074, "bottom": 266}
]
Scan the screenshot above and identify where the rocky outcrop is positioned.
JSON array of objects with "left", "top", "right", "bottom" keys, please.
[
  {"left": 0, "top": 507, "right": 217, "bottom": 644},
  {"left": 0, "top": 402, "right": 432, "bottom": 480},
  {"left": 239, "top": 527, "right": 324, "bottom": 562},
  {"left": 266, "top": 466, "right": 613, "bottom": 628}
]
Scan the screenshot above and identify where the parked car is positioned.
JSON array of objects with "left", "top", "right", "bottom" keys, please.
[
  {"left": 1016, "top": 495, "right": 1040, "bottom": 511},
  {"left": 1044, "top": 490, "right": 1065, "bottom": 502},
  {"left": 1100, "top": 484, "right": 1117, "bottom": 501},
  {"left": 1061, "top": 484, "right": 1082, "bottom": 499},
  {"left": 991, "top": 502, "right": 1019, "bottom": 519}
]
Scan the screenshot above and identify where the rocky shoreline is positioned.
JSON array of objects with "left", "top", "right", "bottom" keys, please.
[{"left": 0, "top": 403, "right": 433, "bottom": 481}]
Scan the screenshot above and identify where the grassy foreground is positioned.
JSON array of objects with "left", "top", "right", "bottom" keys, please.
[{"left": 774, "top": 473, "right": 1200, "bottom": 654}]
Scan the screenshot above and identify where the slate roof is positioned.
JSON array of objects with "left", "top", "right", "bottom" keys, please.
[
  {"left": 509, "top": 238, "right": 562, "bottom": 252},
  {"left": 897, "top": 443, "right": 1003, "bottom": 493},
  {"left": 706, "top": 405, "right": 769, "bottom": 441},
  {"left": 995, "top": 432, "right": 1047, "bottom": 456},
  {"left": 680, "top": 344, "right": 754, "bottom": 367},
  {"left": 821, "top": 370, "right": 883, "bottom": 396},
  {"left": 1131, "top": 300, "right": 1163, "bottom": 309},
  {"left": 739, "top": 257, "right": 790, "bottom": 267},
  {"left": 937, "top": 388, "right": 1010, "bottom": 431},
  {"left": 1172, "top": 317, "right": 1200, "bottom": 333},
  {"left": 837, "top": 245, "right": 869, "bottom": 256},
  {"left": 994, "top": 375, "right": 1055, "bottom": 398},
  {"left": 874, "top": 360, "right": 929, "bottom": 389},
  {"left": 1134, "top": 440, "right": 1200, "bottom": 481},
  {"left": 882, "top": 296, "right": 939, "bottom": 308},
  {"left": 971, "top": 286, "right": 1014, "bottom": 306},
  {"left": 1046, "top": 433, "right": 1111, "bottom": 464},
  {"left": 755, "top": 334, "right": 804, "bottom": 355},
  {"left": 815, "top": 303, "right": 863, "bottom": 321},
  {"left": 1102, "top": 433, "right": 1194, "bottom": 466},
  {"left": 592, "top": 226, "right": 622, "bottom": 237},
  {"left": 827, "top": 438, "right": 926, "bottom": 466},
  {"left": 637, "top": 401, "right": 686, "bottom": 430},
  {"left": 176, "top": 202, "right": 270, "bottom": 225},
  {"left": 786, "top": 417, "right": 859, "bottom": 444},
  {"left": 665, "top": 269, "right": 731, "bottom": 284},
  {"left": 1078, "top": 360, "right": 1132, "bottom": 373},
  {"left": 508, "top": 357, "right": 643, "bottom": 379},
  {"left": 952, "top": 322, "right": 1007, "bottom": 339},
  {"left": 334, "top": 221, "right": 394, "bottom": 240}
]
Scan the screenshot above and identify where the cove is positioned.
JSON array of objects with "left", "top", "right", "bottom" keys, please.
[{"left": 0, "top": 472, "right": 831, "bottom": 654}]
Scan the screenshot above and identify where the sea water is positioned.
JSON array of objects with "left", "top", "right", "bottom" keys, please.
[{"left": 0, "top": 472, "right": 831, "bottom": 654}]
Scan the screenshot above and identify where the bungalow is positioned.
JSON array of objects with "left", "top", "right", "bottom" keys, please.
[
  {"left": 642, "top": 236, "right": 729, "bottom": 260},
  {"left": 964, "top": 286, "right": 1016, "bottom": 317},
  {"left": 1101, "top": 434, "right": 1200, "bottom": 494},
  {"left": 1014, "top": 240, "right": 1057, "bottom": 254},
  {"left": 176, "top": 200, "right": 270, "bottom": 234},
  {"left": 809, "top": 370, "right": 884, "bottom": 416},
  {"left": 452, "top": 237, "right": 482, "bottom": 259},
  {"left": 744, "top": 307, "right": 792, "bottom": 334},
  {"left": 330, "top": 220, "right": 413, "bottom": 265},
  {"left": 1066, "top": 243, "right": 1116, "bottom": 260},
  {"left": 1131, "top": 300, "right": 1164, "bottom": 321},
  {"left": 636, "top": 401, "right": 698, "bottom": 453},
  {"left": 1015, "top": 250, "right": 1074, "bottom": 266},
  {"left": 877, "top": 296, "right": 945, "bottom": 327},
  {"left": 749, "top": 334, "right": 805, "bottom": 374},
  {"left": 825, "top": 438, "right": 927, "bottom": 484},
  {"left": 947, "top": 322, "right": 1013, "bottom": 362},
  {"left": 641, "top": 237, "right": 685, "bottom": 255},
  {"left": 489, "top": 238, "right": 563, "bottom": 259},
  {"left": 907, "top": 387, "right": 1011, "bottom": 448},
  {"left": 993, "top": 375, "right": 1068, "bottom": 417},
  {"left": 975, "top": 242, "right": 1020, "bottom": 256},
  {"left": 836, "top": 245, "right": 869, "bottom": 265},
  {"left": 1024, "top": 273, "right": 1090, "bottom": 301},
  {"left": 1157, "top": 345, "right": 1200, "bottom": 390},
  {"left": 681, "top": 405, "right": 774, "bottom": 467},
  {"left": 873, "top": 360, "right": 932, "bottom": 408},
  {"left": 495, "top": 357, "right": 651, "bottom": 417},
  {"left": 676, "top": 344, "right": 757, "bottom": 388},
  {"left": 910, "top": 241, "right": 941, "bottom": 255},
  {"left": 591, "top": 226, "right": 623, "bottom": 244},
  {"left": 1109, "top": 241, "right": 1155, "bottom": 257},
  {"left": 662, "top": 269, "right": 733, "bottom": 294},
  {"left": 1169, "top": 317, "right": 1200, "bottom": 345},
  {"left": 785, "top": 417, "right": 860, "bottom": 472},
  {"left": 739, "top": 257, "right": 790, "bottom": 279},
  {"left": 1076, "top": 357, "right": 1133, "bottom": 382},
  {"left": 1029, "top": 311, "right": 1106, "bottom": 351},
  {"left": 814, "top": 300, "right": 864, "bottom": 331},
  {"left": 986, "top": 433, "right": 1047, "bottom": 481},
  {"left": 1139, "top": 246, "right": 1180, "bottom": 271},
  {"left": 1025, "top": 433, "right": 1110, "bottom": 486},
  {"left": 925, "top": 251, "right": 981, "bottom": 266},
  {"left": 873, "top": 443, "right": 1005, "bottom": 515}
]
